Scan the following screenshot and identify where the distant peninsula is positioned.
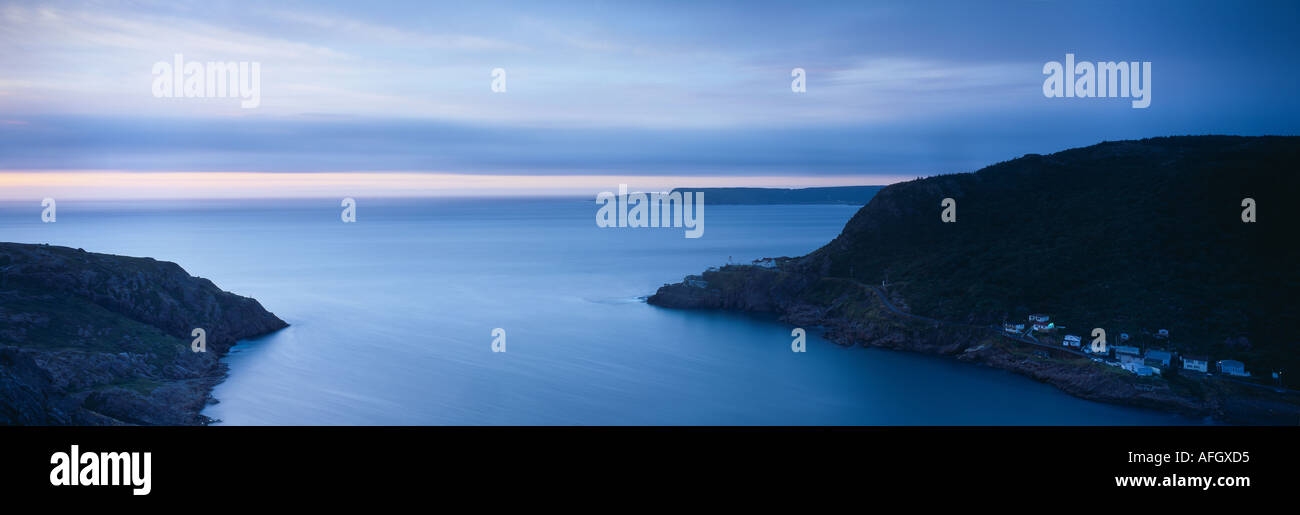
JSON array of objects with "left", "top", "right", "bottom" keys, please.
[
  {"left": 651, "top": 136, "right": 1300, "bottom": 424},
  {"left": 0, "top": 243, "right": 287, "bottom": 425},
  {"left": 670, "top": 186, "right": 884, "bottom": 205}
]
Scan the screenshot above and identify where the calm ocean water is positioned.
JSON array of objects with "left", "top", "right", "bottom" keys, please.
[{"left": 1, "top": 198, "right": 1197, "bottom": 425}]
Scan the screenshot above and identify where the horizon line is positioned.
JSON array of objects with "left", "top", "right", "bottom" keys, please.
[{"left": 0, "top": 171, "right": 913, "bottom": 201}]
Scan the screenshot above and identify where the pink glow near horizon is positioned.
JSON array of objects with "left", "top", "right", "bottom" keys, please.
[{"left": 0, "top": 171, "right": 914, "bottom": 200}]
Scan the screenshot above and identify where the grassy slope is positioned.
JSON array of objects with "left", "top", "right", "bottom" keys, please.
[{"left": 0, "top": 287, "right": 186, "bottom": 366}]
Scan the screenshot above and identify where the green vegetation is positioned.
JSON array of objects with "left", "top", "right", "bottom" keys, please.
[{"left": 1, "top": 288, "right": 186, "bottom": 363}]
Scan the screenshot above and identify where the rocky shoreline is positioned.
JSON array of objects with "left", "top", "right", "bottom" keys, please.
[
  {"left": 648, "top": 263, "right": 1300, "bottom": 425},
  {"left": 1, "top": 243, "right": 287, "bottom": 425},
  {"left": 648, "top": 137, "right": 1300, "bottom": 425}
]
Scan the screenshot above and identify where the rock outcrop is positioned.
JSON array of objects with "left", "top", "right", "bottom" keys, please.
[{"left": 0, "top": 242, "right": 287, "bottom": 425}]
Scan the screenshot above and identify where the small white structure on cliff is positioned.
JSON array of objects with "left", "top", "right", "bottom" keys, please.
[
  {"left": 1122, "top": 362, "right": 1156, "bottom": 376},
  {"left": 1217, "top": 360, "right": 1249, "bottom": 377},
  {"left": 1181, "top": 355, "right": 1209, "bottom": 373},
  {"left": 1113, "top": 345, "right": 1140, "bottom": 357},
  {"left": 1114, "top": 346, "right": 1143, "bottom": 365},
  {"left": 1144, "top": 350, "right": 1172, "bottom": 367}
]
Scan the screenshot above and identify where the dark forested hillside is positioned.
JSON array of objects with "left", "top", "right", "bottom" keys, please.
[{"left": 809, "top": 136, "right": 1299, "bottom": 377}]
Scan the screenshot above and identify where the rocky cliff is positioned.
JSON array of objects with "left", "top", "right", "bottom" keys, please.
[
  {"left": 0, "top": 242, "right": 287, "bottom": 425},
  {"left": 649, "top": 136, "right": 1300, "bottom": 424}
]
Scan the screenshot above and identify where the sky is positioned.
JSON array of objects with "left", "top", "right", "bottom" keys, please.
[{"left": 0, "top": 0, "right": 1298, "bottom": 198}]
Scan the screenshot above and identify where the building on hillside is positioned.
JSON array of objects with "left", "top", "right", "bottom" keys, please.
[
  {"left": 1062, "top": 334, "right": 1082, "bottom": 348},
  {"left": 1156, "top": 329, "right": 1170, "bottom": 340},
  {"left": 1119, "top": 354, "right": 1144, "bottom": 365},
  {"left": 1113, "top": 346, "right": 1141, "bottom": 359},
  {"left": 1003, "top": 323, "right": 1025, "bottom": 334},
  {"left": 1217, "top": 360, "right": 1249, "bottom": 377},
  {"left": 1181, "top": 355, "right": 1209, "bottom": 373},
  {"left": 1145, "top": 350, "right": 1172, "bottom": 368},
  {"left": 1028, "top": 314, "right": 1050, "bottom": 323},
  {"left": 1122, "top": 362, "right": 1156, "bottom": 376},
  {"left": 1115, "top": 345, "right": 1143, "bottom": 365}
]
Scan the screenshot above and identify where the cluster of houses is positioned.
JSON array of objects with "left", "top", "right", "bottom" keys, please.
[{"left": 1003, "top": 314, "right": 1252, "bottom": 379}]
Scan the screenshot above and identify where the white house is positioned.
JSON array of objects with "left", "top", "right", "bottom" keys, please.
[
  {"left": 1028, "top": 314, "right": 1050, "bottom": 323},
  {"left": 1144, "top": 350, "right": 1172, "bottom": 368},
  {"left": 1114, "top": 346, "right": 1142, "bottom": 365},
  {"left": 1003, "top": 323, "right": 1025, "bottom": 334},
  {"left": 1062, "top": 334, "right": 1082, "bottom": 348},
  {"left": 1181, "top": 355, "right": 1209, "bottom": 373},
  {"left": 1122, "top": 362, "right": 1156, "bottom": 376},
  {"left": 1217, "top": 360, "right": 1249, "bottom": 377},
  {"left": 1113, "top": 346, "right": 1140, "bottom": 357}
]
